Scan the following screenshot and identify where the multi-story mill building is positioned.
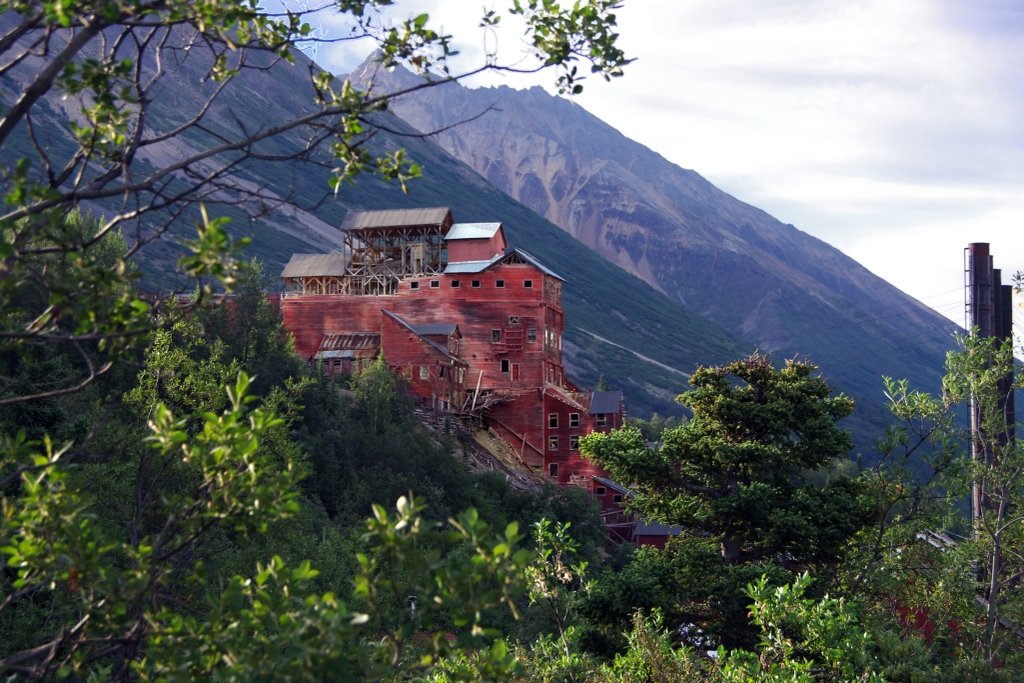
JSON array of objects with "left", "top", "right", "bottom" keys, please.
[{"left": 279, "top": 207, "right": 625, "bottom": 489}]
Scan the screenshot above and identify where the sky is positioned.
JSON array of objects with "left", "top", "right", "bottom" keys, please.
[{"left": 298, "top": 1, "right": 1024, "bottom": 332}]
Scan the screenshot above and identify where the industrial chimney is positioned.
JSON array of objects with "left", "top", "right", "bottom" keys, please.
[{"left": 964, "top": 243, "right": 1015, "bottom": 533}]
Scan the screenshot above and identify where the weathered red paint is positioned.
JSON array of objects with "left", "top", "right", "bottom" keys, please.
[{"left": 276, "top": 209, "right": 657, "bottom": 539}]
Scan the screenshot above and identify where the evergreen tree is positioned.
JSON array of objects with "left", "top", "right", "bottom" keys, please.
[
  {"left": 584, "top": 353, "right": 864, "bottom": 565},
  {"left": 581, "top": 353, "right": 868, "bottom": 648}
]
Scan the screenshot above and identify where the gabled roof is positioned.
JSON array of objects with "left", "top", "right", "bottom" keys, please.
[
  {"left": 382, "top": 311, "right": 464, "bottom": 364},
  {"left": 443, "top": 248, "right": 566, "bottom": 281},
  {"left": 588, "top": 390, "right": 623, "bottom": 415},
  {"left": 314, "top": 332, "right": 380, "bottom": 360},
  {"left": 545, "top": 385, "right": 587, "bottom": 411},
  {"left": 444, "top": 258, "right": 498, "bottom": 274},
  {"left": 446, "top": 222, "right": 502, "bottom": 240},
  {"left": 412, "top": 323, "right": 460, "bottom": 338},
  {"left": 318, "top": 332, "right": 380, "bottom": 352},
  {"left": 632, "top": 519, "right": 682, "bottom": 538},
  {"left": 592, "top": 476, "right": 630, "bottom": 496},
  {"left": 281, "top": 253, "right": 347, "bottom": 278},
  {"left": 505, "top": 248, "right": 565, "bottom": 281},
  {"left": 341, "top": 207, "right": 452, "bottom": 231}
]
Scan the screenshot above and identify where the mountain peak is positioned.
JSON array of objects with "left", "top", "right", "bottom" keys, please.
[{"left": 348, "top": 68, "right": 958, "bottom": 451}]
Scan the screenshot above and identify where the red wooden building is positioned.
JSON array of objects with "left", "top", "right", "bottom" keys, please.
[{"left": 279, "top": 206, "right": 626, "bottom": 490}]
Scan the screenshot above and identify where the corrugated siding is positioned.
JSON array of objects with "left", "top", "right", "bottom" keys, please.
[
  {"left": 341, "top": 207, "right": 452, "bottom": 231},
  {"left": 318, "top": 332, "right": 380, "bottom": 352},
  {"left": 281, "top": 253, "right": 347, "bottom": 278},
  {"left": 446, "top": 223, "right": 502, "bottom": 240}
]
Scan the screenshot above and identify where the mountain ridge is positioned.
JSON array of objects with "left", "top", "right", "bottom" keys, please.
[
  {"left": 0, "top": 21, "right": 957, "bottom": 448},
  {"left": 352, "top": 56, "right": 960, "bottom": 449}
]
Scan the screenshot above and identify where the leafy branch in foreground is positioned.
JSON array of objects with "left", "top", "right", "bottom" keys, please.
[
  {"left": 1, "top": 371, "right": 299, "bottom": 679},
  {"left": 142, "top": 495, "right": 531, "bottom": 682}
]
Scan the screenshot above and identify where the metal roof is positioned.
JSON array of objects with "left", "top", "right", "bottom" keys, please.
[
  {"left": 592, "top": 476, "right": 630, "bottom": 495},
  {"left": 632, "top": 519, "right": 682, "bottom": 538},
  {"left": 442, "top": 248, "right": 565, "bottom": 281},
  {"left": 444, "top": 258, "right": 497, "bottom": 274},
  {"left": 544, "top": 386, "right": 587, "bottom": 410},
  {"left": 508, "top": 248, "right": 565, "bottom": 281},
  {"left": 588, "top": 390, "right": 623, "bottom": 415},
  {"left": 281, "top": 253, "right": 347, "bottom": 278},
  {"left": 382, "top": 311, "right": 463, "bottom": 363},
  {"left": 315, "top": 350, "right": 355, "bottom": 360},
  {"left": 318, "top": 332, "right": 380, "bottom": 352},
  {"left": 341, "top": 207, "right": 452, "bottom": 231},
  {"left": 446, "top": 222, "right": 502, "bottom": 240},
  {"left": 411, "top": 323, "right": 460, "bottom": 337}
]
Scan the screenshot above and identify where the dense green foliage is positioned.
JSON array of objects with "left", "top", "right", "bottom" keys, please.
[
  {"left": 3, "top": 0, "right": 1024, "bottom": 679},
  {"left": 584, "top": 353, "right": 864, "bottom": 566},
  {"left": 0, "top": 261, "right": 602, "bottom": 679},
  {"left": 5, "top": 243, "right": 1024, "bottom": 681}
]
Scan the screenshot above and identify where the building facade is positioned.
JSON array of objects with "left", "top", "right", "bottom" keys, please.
[{"left": 279, "top": 207, "right": 625, "bottom": 489}]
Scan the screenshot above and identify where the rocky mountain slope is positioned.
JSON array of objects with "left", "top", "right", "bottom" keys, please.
[
  {"left": 354, "top": 58, "right": 962, "bottom": 443},
  {"left": 0, "top": 20, "right": 750, "bottom": 420},
  {"left": 1, "top": 18, "right": 960, "bottom": 450}
]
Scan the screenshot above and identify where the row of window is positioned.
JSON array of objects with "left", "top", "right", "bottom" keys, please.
[
  {"left": 414, "top": 365, "right": 466, "bottom": 383},
  {"left": 548, "top": 434, "right": 580, "bottom": 451},
  {"left": 492, "top": 327, "right": 538, "bottom": 343},
  {"left": 548, "top": 412, "right": 607, "bottom": 428},
  {"left": 549, "top": 412, "right": 580, "bottom": 428},
  {"left": 410, "top": 279, "right": 534, "bottom": 290}
]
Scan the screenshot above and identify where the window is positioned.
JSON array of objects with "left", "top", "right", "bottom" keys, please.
[
  {"left": 471, "top": 280, "right": 481, "bottom": 288},
  {"left": 527, "top": 328, "right": 537, "bottom": 343},
  {"left": 451, "top": 279, "right": 460, "bottom": 288},
  {"left": 419, "top": 365, "right": 429, "bottom": 379},
  {"left": 409, "top": 281, "right": 419, "bottom": 290},
  {"left": 438, "top": 366, "right": 445, "bottom": 378},
  {"left": 595, "top": 486, "right": 606, "bottom": 496},
  {"left": 548, "top": 413, "right": 558, "bottom": 429},
  {"left": 549, "top": 463, "right": 559, "bottom": 477},
  {"left": 430, "top": 280, "right": 439, "bottom": 288},
  {"left": 508, "top": 315, "right": 520, "bottom": 325},
  {"left": 569, "top": 413, "right": 580, "bottom": 427},
  {"left": 524, "top": 279, "right": 533, "bottom": 288},
  {"left": 596, "top": 414, "right": 607, "bottom": 427},
  {"left": 569, "top": 435, "right": 579, "bottom": 450},
  {"left": 548, "top": 435, "right": 559, "bottom": 450},
  {"left": 496, "top": 279, "right": 505, "bottom": 288},
  {"left": 501, "top": 359, "right": 510, "bottom": 373},
  {"left": 613, "top": 494, "right": 623, "bottom": 503},
  {"left": 491, "top": 329, "right": 502, "bottom": 343}
]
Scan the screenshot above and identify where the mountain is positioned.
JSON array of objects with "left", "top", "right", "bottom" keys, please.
[
  {"left": 351, "top": 58, "right": 962, "bottom": 449},
  {"left": 0, "top": 18, "right": 749, "bottom": 420},
  {"left": 1, "top": 16, "right": 958, "bottom": 450}
]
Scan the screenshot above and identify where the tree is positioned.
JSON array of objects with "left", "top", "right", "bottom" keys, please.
[
  {"left": 579, "top": 354, "right": 867, "bottom": 649},
  {"left": 583, "top": 353, "right": 863, "bottom": 566},
  {"left": 0, "top": 2, "right": 637, "bottom": 677},
  {"left": 943, "top": 334, "right": 1024, "bottom": 668},
  {"left": 0, "top": 0, "right": 631, "bottom": 400}
]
